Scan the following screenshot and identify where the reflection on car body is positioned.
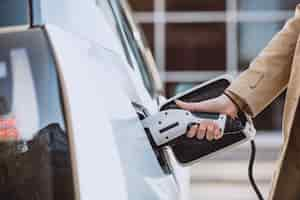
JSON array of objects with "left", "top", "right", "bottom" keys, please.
[{"left": 0, "top": 0, "right": 190, "bottom": 199}]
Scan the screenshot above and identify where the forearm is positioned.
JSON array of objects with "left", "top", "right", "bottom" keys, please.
[{"left": 226, "top": 5, "right": 300, "bottom": 117}]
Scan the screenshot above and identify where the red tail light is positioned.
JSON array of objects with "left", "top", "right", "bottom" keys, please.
[{"left": 0, "top": 118, "right": 19, "bottom": 141}]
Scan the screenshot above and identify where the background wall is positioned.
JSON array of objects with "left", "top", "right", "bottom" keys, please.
[
  {"left": 128, "top": 0, "right": 299, "bottom": 132},
  {"left": 128, "top": 1, "right": 299, "bottom": 199}
]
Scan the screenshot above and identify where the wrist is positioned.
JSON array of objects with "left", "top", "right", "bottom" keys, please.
[
  {"left": 223, "top": 91, "right": 244, "bottom": 112},
  {"left": 221, "top": 94, "right": 239, "bottom": 118}
]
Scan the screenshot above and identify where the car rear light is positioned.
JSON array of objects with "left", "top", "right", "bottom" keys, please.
[{"left": 0, "top": 117, "right": 19, "bottom": 141}]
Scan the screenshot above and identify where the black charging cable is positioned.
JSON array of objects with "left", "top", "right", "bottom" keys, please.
[{"left": 249, "top": 140, "right": 264, "bottom": 200}]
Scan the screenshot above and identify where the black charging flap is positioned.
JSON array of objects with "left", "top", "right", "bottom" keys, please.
[{"left": 160, "top": 76, "right": 248, "bottom": 165}]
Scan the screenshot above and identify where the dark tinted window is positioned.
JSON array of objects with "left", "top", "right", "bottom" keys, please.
[
  {"left": 0, "top": 0, "right": 30, "bottom": 28},
  {"left": 0, "top": 29, "right": 75, "bottom": 199},
  {"left": 110, "top": 1, "right": 156, "bottom": 96},
  {"left": 122, "top": 18, "right": 155, "bottom": 95}
]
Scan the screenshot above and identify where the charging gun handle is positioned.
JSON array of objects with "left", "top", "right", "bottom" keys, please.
[
  {"left": 189, "top": 112, "right": 244, "bottom": 135},
  {"left": 166, "top": 113, "right": 247, "bottom": 164},
  {"left": 165, "top": 112, "right": 245, "bottom": 146}
]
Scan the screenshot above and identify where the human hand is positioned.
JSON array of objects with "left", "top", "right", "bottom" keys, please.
[{"left": 175, "top": 94, "right": 239, "bottom": 141}]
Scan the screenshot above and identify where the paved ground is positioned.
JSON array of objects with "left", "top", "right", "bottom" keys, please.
[{"left": 191, "top": 133, "right": 282, "bottom": 200}]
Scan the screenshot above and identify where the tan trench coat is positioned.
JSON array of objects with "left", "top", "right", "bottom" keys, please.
[{"left": 226, "top": 4, "right": 300, "bottom": 200}]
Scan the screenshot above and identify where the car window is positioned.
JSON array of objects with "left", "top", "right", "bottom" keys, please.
[
  {"left": 0, "top": 0, "right": 30, "bottom": 28},
  {"left": 96, "top": 0, "right": 120, "bottom": 35},
  {"left": 0, "top": 29, "right": 75, "bottom": 199},
  {"left": 108, "top": 0, "right": 156, "bottom": 97}
]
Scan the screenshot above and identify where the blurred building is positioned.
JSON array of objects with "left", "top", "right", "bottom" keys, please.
[{"left": 128, "top": 0, "right": 299, "bottom": 132}]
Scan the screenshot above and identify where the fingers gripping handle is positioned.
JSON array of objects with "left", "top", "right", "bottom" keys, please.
[
  {"left": 188, "top": 112, "right": 227, "bottom": 135},
  {"left": 169, "top": 115, "right": 253, "bottom": 165},
  {"left": 142, "top": 109, "right": 245, "bottom": 147},
  {"left": 188, "top": 112, "right": 244, "bottom": 135}
]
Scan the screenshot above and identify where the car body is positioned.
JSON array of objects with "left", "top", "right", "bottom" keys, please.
[{"left": 0, "top": 0, "right": 190, "bottom": 199}]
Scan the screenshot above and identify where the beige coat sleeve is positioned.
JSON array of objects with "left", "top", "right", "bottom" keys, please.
[{"left": 226, "top": 5, "right": 300, "bottom": 117}]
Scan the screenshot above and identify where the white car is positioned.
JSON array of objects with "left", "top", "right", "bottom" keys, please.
[
  {"left": 0, "top": 0, "right": 254, "bottom": 199},
  {"left": 0, "top": 0, "right": 190, "bottom": 199}
]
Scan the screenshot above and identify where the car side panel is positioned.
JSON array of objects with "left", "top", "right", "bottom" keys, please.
[
  {"left": 46, "top": 25, "right": 179, "bottom": 200},
  {"left": 44, "top": 26, "right": 129, "bottom": 200},
  {"left": 38, "top": 0, "right": 127, "bottom": 62}
]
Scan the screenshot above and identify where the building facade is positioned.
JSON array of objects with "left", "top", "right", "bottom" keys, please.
[{"left": 128, "top": 0, "right": 299, "bottom": 131}]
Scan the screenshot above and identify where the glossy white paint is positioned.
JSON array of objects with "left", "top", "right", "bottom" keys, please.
[
  {"left": 46, "top": 25, "right": 128, "bottom": 200},
  {"left": 38, "top": 0, "right": 190, "bottom": 199},
  {"left": 39, "top": 0, "right": 127, "bottom": 62},
  {"left": 46, "top": 25, "right": 179, "bottom": 200}
]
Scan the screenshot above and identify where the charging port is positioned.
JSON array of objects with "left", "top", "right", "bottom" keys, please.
[{"left": 132, "top": 102, "right": 172, "bottom": 174}]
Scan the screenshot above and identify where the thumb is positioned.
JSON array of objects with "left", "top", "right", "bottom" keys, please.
[{"left": 175, "top": 100, "right": 203, "bottom": 112}]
